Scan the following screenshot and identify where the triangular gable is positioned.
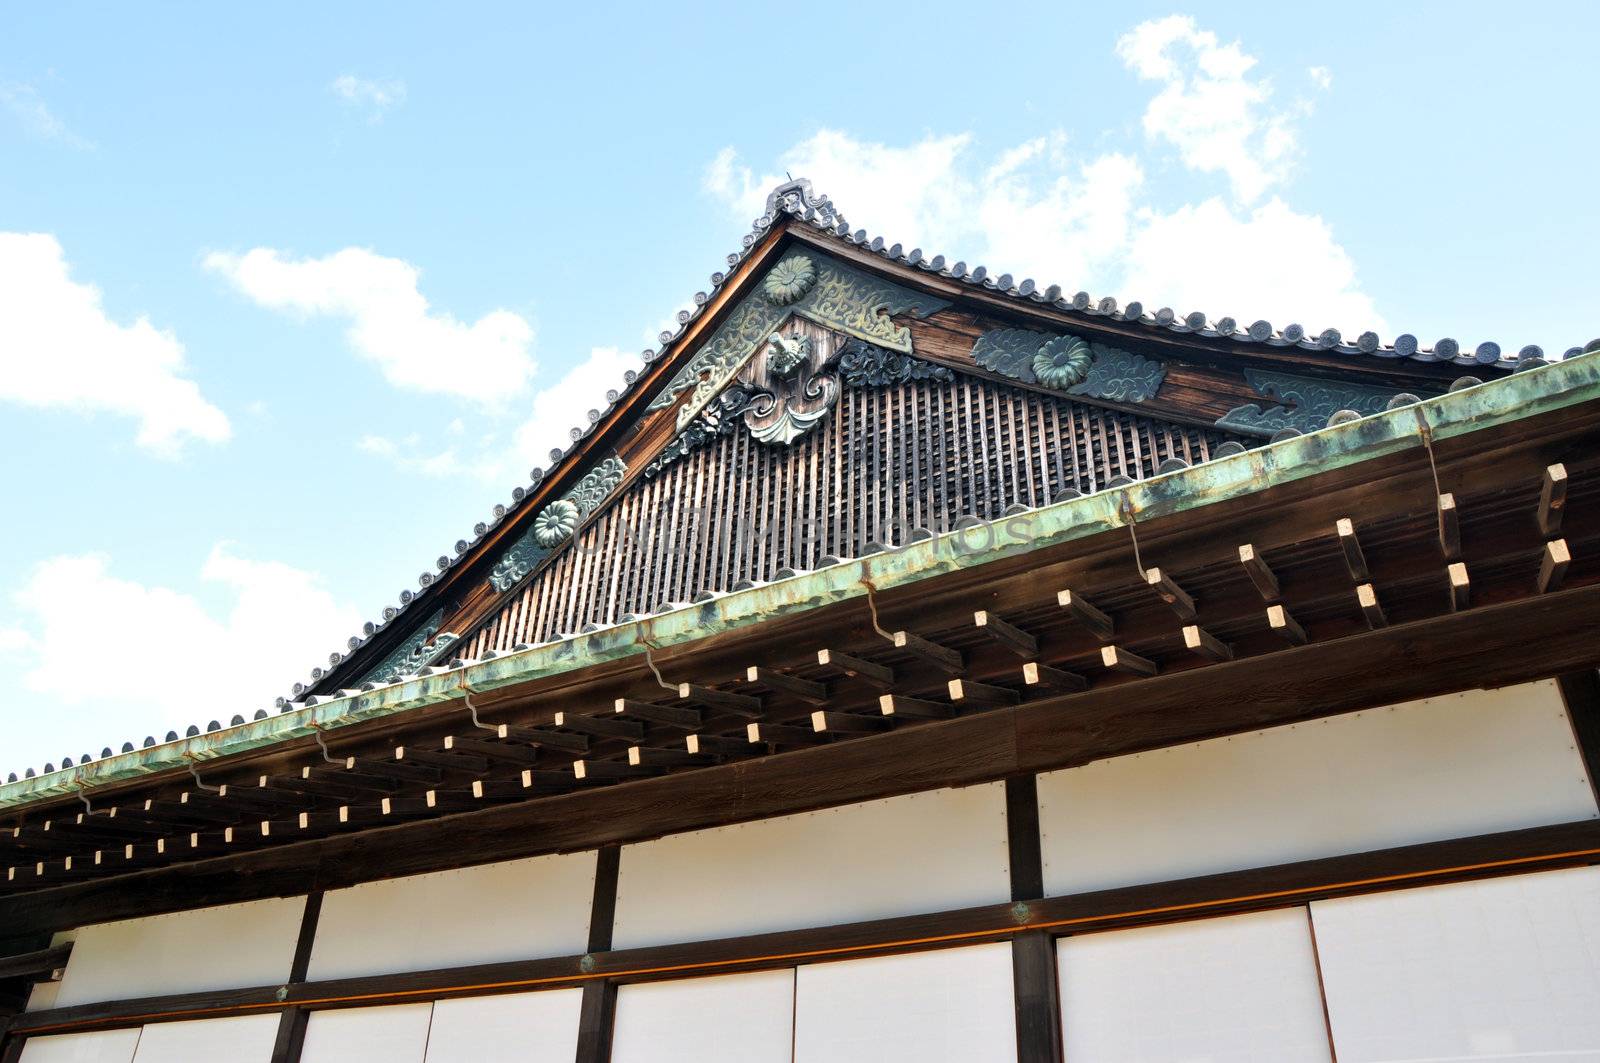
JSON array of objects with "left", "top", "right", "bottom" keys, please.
[{"left": 304, "top": 178, "right": 1539, "bottom": 703}]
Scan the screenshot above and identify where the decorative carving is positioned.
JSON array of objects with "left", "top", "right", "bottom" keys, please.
[
  {"left": 1075, "top": 343, "right": 1166, "bottom": 403},
  {"left": 643, "top": 388, "right": 750, "bottom": 479},
  {"left": 1033, "top": 335, "right": 1093, "bottom": 389},
  {"left": 1216, "top": 369, "right": 1406, "bottom": 437},
  {"left": 565, "top": 457, "right": 627, "bottom": 516},
  {"left": 533, "top": 498, "right": 580, "bottom": 547},
  {"left": 743, "top": 332, "right": 838, "bottom": 446},
  {"left": 490, "top": 456, "right": 628, "bottom": 592},
  {"left": 357, "top": 611, "right": 459, "bottom": 686},
  {"left": 763, "top": 255, "right": 816, "bottom": 306},
  {"left": 972, "top": 328, "right": 1166, "bottom": 403},
  {"left": 647, "top": 251, "right": 949, "bottom": 428},
  {"left": 836, "top": 339, "right": 954, "bottom": 387}
]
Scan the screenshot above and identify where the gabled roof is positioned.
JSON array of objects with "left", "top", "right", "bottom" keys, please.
[{"left": 5, "top": 177, "right": 1594, "bottom": 786}]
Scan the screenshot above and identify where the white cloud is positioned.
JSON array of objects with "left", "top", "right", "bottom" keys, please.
[
  {"left": 204, "top": 246, "right": 537, "bottom": 405},
  {"left": 1116, "top": 15, "right": 1301, "bottom": 203},
  {"left": 1308, "top": 66, "right": 1333, "bottom": 90},
  {"left": 0, "top": 82, "right": 93, "bottom": 148},
  {"left": 331, "top": 74, "right": 406, "bottom": 121},
  {"left": 0, "top": 232, "right": 231, "bottom": 454},
  {"left": 358, "top": 346, "right": 636, "bottom": 484},
  {"left": 703, "top": 21, "right": 1378, "bottom": 337},
  {"left": 0, "top": 546, "right": 363, "bottom": 773}
]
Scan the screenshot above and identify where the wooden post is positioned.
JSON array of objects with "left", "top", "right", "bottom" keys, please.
[
  {"left": 1557, "top": 671, "right": 1600, "bottom": 810},
  {"left": 1539, "top": 463, "right": 1568, "bottom": 537},
  {"left": 1539, "top": 540, "right": 1571, "bottom": 594},
  {"left": 1336, "top": 518, "right": 1369, "bottom": 582},
  {"left": 573, "top": 845, "right": 621, "bottom": 1063},
  {"left": 269, "top": 891, "right": 323, "bottom": 1063},
  {"left": 1238, "top": 544, "right": 1280, "bottom": 601},
  {"left": 1005, "top": 777, "right": 1061, "bottom": 1062}
]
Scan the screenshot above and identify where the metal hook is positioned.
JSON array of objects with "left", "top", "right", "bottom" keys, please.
[
  {"left": 858, "top": 578, "right": 896, "bottom": 645},
  {"left": 1411, "top": 405, "right": 1448, "bottom": 544},
  {"left": 633, "top": 631, "right": 676, "bottom": 693},
  {"left": 460, "top": 678, "right": 498, "bottom": 733},
  {"left": 1118, "top": 496, "right": 1147, "bottom": 578},
  {"left": 73, "top": 770, "right": 98, "bottom": 815},
  {"left": 181, "top": 753, "right": 220, "bottom": 793},
  {"left": 306, "top": 722, "right": 339, "bottom": 765}
]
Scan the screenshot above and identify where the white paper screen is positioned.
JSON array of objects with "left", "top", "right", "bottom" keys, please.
[
  {"left": 1312, "top": 866, "right": 1600, "bottom": 1060},
  {"left": 613, "top": 970, "right": 795, "bottom": 1063},
  {"left": 793, "top": 943, "right": 1016, "bottom": 1062},
  {"left": 1057, "top": 908, "right": 1332, "bottom": 1060},
  {"left": 612, "top": 784, "right": 1009, "bottom": 949},
  {"left": 1038, "top": 681, "right": 1596, "bottom": 894}
]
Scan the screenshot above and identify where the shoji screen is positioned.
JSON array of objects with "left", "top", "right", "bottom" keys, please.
[
  {"left": 52, "top": 897, "right": 305, "bottom": 1007},
  {"left": 128, "top": 1015, "right": 280, "bottom": 1062},
  {"left": 612, "top": 970, "right": 796, "bottom": 1063},
  {"left": 612, "top": 784, "right": 1009, "bottom": 949},
  {"left": 423, "top": 990, "right": 585, "bottom": 1062},
  {"left": 793, "top": 943, "right": 1016, "bottom": 1062},
  {"left": 308, "top": 851, "right": 596, "bottom": 980},
  {"left": 1312, "top": 866, "right": 1600, "bottom": 1059},
  {"left": 17, "top": 1029, "right": 141, "bottom": 1063},
  {"left": 1057, "top": 909, "right": 1332, "bottom": 1060},
  {"left": 299, "top": 1003, "right": 434, "bottom": 1063},
  {"left": 1037, "top": 681, "right": 1595, "bottom": 894}
]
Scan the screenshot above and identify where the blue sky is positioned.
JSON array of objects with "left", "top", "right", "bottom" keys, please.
[{"left": 2, "top": 2, "right": 1597, "bottom": 775}]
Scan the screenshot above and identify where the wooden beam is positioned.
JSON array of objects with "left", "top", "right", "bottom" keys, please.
[
  {"left": 1056, "top": 589, "right": 1113, "bottom": 641},
  {"left": 1539, "top": 539, "right": 1571, "bottom": 594},
  {"left": 1267, "top": 603, "right": 1307, "bottom": 645},
  {"left": 1540, "top": 463, "right": 1568, "bottom": 537},
  {"left": 627, "top": 747, "right": 718, "bottom": 769},
  {"left": 1237, "top": 544, "right": 1280, "bottom": 602},
  {"left": 892, "top": 630, "right": 964, "bottom": 674},
  {"left": 684, "top": 734, "right": 750, "bottom": 756},
  {"left": 1005, "top": 775, "right": 1043, "bottom": 902},
  {"left": 1021, "top": 662, "right": 1087, "bottom": 695},
  {"left": 10, "top": 585, "right": 1600, "bottom": 937},
  {"left": 613, "top": 698, "right": 701, "bottom": 730},
  {"left": 949, "top": 678, "right": 1020, "bottom": 708},
  {"left": 974, "top": 611, "right": 1039, "bottom": 658},
  {"left": 1181, "top": 625, "right": 1232, "bottom": 662},
  {"left": 816, "top": 648, "right": 895, "bottom": 688},
  {"left": 0, "top": 943, "right": 71, "bottom": 983},
  {"left": 1449, "top": 562, "right": 1471, "bottom": 611},
  {"left": 574, "top": 981, "right": 617, "bottom": 1063},
  {"left": 572, "top": 760, "right": 659, "bottom": 782},
  {"left": 1145, "top": 567, "right": 1196, "bottom": 620},
  {"left": 1439, "top": 493, "right": 1461, "bottom": 559},
  {"left": 745, "top": 722, "right": 822, "bottom": 747},
  {"left": 1012, "top": 930, "right": 1063, "bottom": 1063},
  {"left": 878, "top": 694, "right": 955, "bottom": 720},
  {"left": 811, "top": 710, "right": 892, "bottom": 734},
  {"left": 1100, "top": 645, "right": 1157, "bottom": 677},
  {"left": 442, "top": 736, "right": 540, "bottom": 767},
  {"left": 393, "top": 746, "right": 490, "bottom": 775},
  {"left": 744, "top": 667, "right": 828, "bottom": 705},
  {"left": 1356, "top": 583, "right": 1387, "bottom": 629},
  {"left": 1556, "top": 671, "right": 1600, "bottom": 810},
  {"left": 1336, "top": 517, "right": 1369, "bottom": 582},
  {"left": 677, "top": 684, "right": 762, "bottom": 719},
  {"left": 553, "top": 711, "right": 644, "bottom": 742}
]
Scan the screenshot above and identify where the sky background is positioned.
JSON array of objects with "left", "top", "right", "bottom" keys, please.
[{"left": 2, "top": 1, "right": 1597, "bottom": 776}]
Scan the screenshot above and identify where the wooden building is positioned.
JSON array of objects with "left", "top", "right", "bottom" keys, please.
[{"left": 3, "top": 178, "right": 1600, "bottom": 1061}]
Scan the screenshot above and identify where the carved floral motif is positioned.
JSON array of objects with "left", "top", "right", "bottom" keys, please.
[
  {"left": 763, "top": 255, "right": 816, "bottom": 305},
  {"left": 1033, "top": 335, "right": 1093, "bottom": 389},
  {"left": 533, "top": 499, "right": 580, "bottom": 547},
  {"left": 1215, "top": 369, "right": 1406, "bottom": 437},
  {"left": 489, "top": 456, "right": 628, "bottom": 592},
  {"left": 836, "top": 339, "right": 954, "bottom": 387},
  {"left": 743, "top": 332, "right": 838, "bottom": 446},
  {"left": 972, "top": 327, "right": 1166, "bottom": 404}
]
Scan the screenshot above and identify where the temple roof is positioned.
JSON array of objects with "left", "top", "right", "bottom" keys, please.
[{"left": 3, "top": 177, "right": 1596, "bottom": 794}]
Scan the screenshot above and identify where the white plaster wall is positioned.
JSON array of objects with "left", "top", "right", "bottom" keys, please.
[
  {"left": 52, "top": 897, "right": 305, "bottom": 1008},
  {"left": 308, "top": 850, "right": 597, "bottom": 981},
  {"left": 612, "top": 970, "right": 795, "bottom": 1063},
  {"left": 1058, "top": 908, "right": 1332, "bottom": 1060},
  {"left": 423, "top": 990, "right": 585, "bottom": 1063},
  {"left": 1312, "top": 865, "right": 1600, "bottom": 1060},
  {"left": 612, "top": 783, "right": 1010, "bottom": 950},
  {"left": 129, "top": 1015, "right": 280, "bottom": 1062},
  {"left": 299, "top": 1003, "right": 433, "bottom": 1063},
  {"left": 16, "top": 1029, "right": 141, "bottom": 1063},
  {"left": 1038, "top": 680, "right": 1596, "bottom": 895},
  {"left": 793, "top": 943, "right": 1016, "bottom": 1062}
]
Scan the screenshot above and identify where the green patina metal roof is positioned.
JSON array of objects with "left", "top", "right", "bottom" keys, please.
[{"left": 4, "top": 351, "right": 1597, "bottom": 812}]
